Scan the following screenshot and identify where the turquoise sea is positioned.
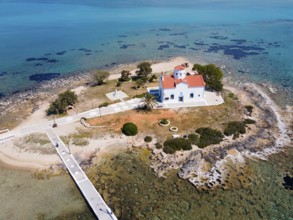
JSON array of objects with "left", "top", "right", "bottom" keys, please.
[
  {"left": 0, "top": 0, "right": 293, "bottom": 102},
  {"left": 0, "top": 1, "right": 292, "bottom": 219}
]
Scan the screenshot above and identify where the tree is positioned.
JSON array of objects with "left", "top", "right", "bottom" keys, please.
[
  {"left": 135, "top": 79, "right": 145, "bottom": 89},
  {"left": 192, "top": 64, "right": 223, "bottom": 91},
  {"left": 121, "top": 122, "right": 138, "bottom": 136},
  {"left": 92, "top": 70, "right": 110, "bottom": 85},
  {"left": 58, "top": 90, "right": 77, "bottom": 106},
  {"left": 142, "top": 93, "right": 157, "bottom": 111},
  {"left": 136, "top": 62, "right": 152, "bottom": 78},
  {"left": 46, "top": 90, "right": 77, "bottom": 115},
  {"left": 120, "top": 70, "right": 131, "bottom": 82}
]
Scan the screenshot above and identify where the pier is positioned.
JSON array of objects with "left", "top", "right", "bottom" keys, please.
[{"left": 46, "top": 128, "right": 117, "bottom": 220}]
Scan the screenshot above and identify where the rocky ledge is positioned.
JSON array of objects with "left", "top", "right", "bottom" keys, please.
[{"left": 150, "top": 83, "right": 292, "bottom": 190}]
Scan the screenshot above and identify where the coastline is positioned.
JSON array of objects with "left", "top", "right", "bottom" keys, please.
[{"left": 0, "top": 57, "right": 292, "bottom": 178}]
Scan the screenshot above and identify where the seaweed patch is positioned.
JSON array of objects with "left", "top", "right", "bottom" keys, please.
[
  {"left": 29, "top": 73, "right": 61, "bottom": 82},
  {"left": 205, "top": 44, "right": 265, "bottom": 60},
  {"left": 47, "top": 59, "right": 59, "bottom": 63},
  {"left": 56, "top": 51, "right": 67, "bottom": 55},
  {"left": 158, "top": 44, "right": 170, "bottom": 50},
  {"left": 210, "top": 35, "right": 228, "bottom": 40}
]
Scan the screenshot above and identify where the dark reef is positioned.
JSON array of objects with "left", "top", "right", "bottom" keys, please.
[
  {"left": 210, "top": 36, "right": 228, "bottom": 40},
  {"left": 158, "top": 44, "right": 170, "bottom": 50},
  {"left": 56, "top": 51, "right": 67, "bottom": 55},
  {"left": 29, "top": 73, "right": 61, "bottom": 82},
  {"left": 205, "top": 44, "right": 265, "bottom": 60},
  {"left": 283, "top": 175, "right": 293, "bottom": 190},
  {"left": 159, "top": 28, "right": 171, "bottom": 31},
  {"left": 47, "top": 59, "right": 59, "bottom": 63}
]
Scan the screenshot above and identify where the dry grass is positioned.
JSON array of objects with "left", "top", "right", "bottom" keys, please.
[
  {"left": 75, "top": 79, "right": 158, "bottom": 112},
  {"left": 87, "top": 93, "right": 242, "bottom": 141},
  {"left": 0, "top": 104, "right": 33, "bottom": 130}
]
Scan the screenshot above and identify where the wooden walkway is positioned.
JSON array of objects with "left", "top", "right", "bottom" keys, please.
[{"left": 46, "top": 128, "right": 117, "bottom": 220}]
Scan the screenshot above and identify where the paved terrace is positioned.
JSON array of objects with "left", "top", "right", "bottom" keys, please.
[
  {"left": 46, "top": 128, "right": 117, "bottom": 220},
  {"left": 0, "top": 91, "right": 223, "bottom": 142},
  {"left": 0, "top": 98, "right": 143, "bottom": 142}
]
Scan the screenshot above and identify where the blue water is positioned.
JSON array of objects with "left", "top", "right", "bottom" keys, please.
[{"left": 0, "top": 0, "right": 293, "bottom": 99}]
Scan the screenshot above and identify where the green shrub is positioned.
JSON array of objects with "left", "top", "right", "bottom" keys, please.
[
  {"left": 133, "top": 92, "right": 147, "bottom": 98},
  {"left": 228, "top": 92, "right": 235, "bottom": 99},
  {"left": 121, "top": 122, "right": 138, "bottom": 136},
  {"left": 99, "top": 102, "right": 109, "bottom": 108},
  {"left": 188, "top": 133, "right": 199, "bottom": 145},
  {"left": 155, "top": 143, "right": 163, "bottom": 149},
  {"left": 116, "top": 81, "right": 121, "bottom": 87},
  {"left": 148, "top": 74, "right": 157, "bottom": 83},
  {"left": 224, "top": 121, "right": 246, "bottom": 137},
  {"left": 195, "top": 127, "right": 224, "bottom": 148},
  {"left": 144, "top": 136, "right": 153, "bottom": 143},
  {"left": 160, "top": 119, "right": 169, "bottom": 125},
  {"left": 163, "top": 138, "right": 192, "bottom": 154},
  {"left": 243, "top": 119, "right": 256, "bottom": 124}
]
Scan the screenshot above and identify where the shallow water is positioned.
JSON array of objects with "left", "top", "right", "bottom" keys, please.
[
  {"left": 0, "top": 0, "right": 292, "bottom": 104},
  {"left": 0, "top": 1, "right": 293, "bottom": 219},
  {"left": 0, "top": 166, "right": 95, "bottom": 219},
  {"left": 88, "top": 148, "right": 293, "bottom": 220}
]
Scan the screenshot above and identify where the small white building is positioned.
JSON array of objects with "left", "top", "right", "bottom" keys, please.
[{"left": 159, "top": 65, "right": 206, "bottom": 103}]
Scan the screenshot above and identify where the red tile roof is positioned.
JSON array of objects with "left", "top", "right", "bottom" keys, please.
[
  {"left": 162, "top": 75, "right": 205, "bottom": 89},
  {"left": 174, "top": 65, "right": 186, "bottom": 70}
]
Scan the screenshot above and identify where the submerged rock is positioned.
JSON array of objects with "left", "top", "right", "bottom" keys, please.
[{"left": 283, "top": 174, "right": 293, "bottom": 190}]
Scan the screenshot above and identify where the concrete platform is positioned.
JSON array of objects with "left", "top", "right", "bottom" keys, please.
[{"left": 106, "top": 90, "right": 128, "bottom": 101}]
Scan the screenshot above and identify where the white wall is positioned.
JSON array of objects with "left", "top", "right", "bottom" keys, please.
[
  {"left": 174, "top": 69, "right": 186, "bottom": 79},
  {"left": 161, "top": 83, "right": 205, "bottom": 103}
]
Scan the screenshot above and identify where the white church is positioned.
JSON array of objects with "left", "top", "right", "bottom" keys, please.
[{"left": 158, "top": 65, "right": 206, "bottom": 103}]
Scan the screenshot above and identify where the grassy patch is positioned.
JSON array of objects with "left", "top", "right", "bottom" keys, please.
[{"left": 61, "top": 130, "right": 93, "bottom": 147}]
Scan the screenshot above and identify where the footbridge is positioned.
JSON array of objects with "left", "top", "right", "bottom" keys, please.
[{"left": 46, "top": 128, "right": 117, "bottom": 220}]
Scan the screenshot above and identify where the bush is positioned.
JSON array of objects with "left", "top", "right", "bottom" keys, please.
[
  {"left": 195, "top": 127, "right": 224, "bottom": 148},
  {"left": 99, "top": 102, "right": 109, "bottom": 108},
  {"left": 116, "top": 81, "right": 121, "bottom": 87},
  {"left": 121, "top": 122, "right": 138, "bottom": 136},
  {"left": 188, "top": 134, "right": 199, "bottom": 145},
  {"left": 224, "top": 121, "right": 246, "bottom": 137},
  {"left": 163, "top": 138, "right": 192, "bottom": 154},
  {"left": 144, "top": 136, "right": 153, "bottom": 143},
  {"left": 133, "top": 92, "right": 147, "bottom": 98},
  {"left": 243, "top": 119, "right": 256, "bottom": 124},
  {"left": 160, "top": 119, "right": 169, "bottom": 125},
  {"left": 46, "top": 90, "right": 77, "bottom": 115},
  {"left": 155, "top": 143, "right": 163, "bottom": 149},
  {"left": 148, "top": 74, "right": 157, "bottom": 83}
]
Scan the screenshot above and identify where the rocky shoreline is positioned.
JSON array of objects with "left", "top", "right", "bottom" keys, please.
[{"left": 150, "top": 83, "right": 292, "bottom": 190}]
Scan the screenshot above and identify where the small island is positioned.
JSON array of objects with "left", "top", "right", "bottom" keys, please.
[{"left": 0, "top": 57, "right": 291, "bottom": 218}]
